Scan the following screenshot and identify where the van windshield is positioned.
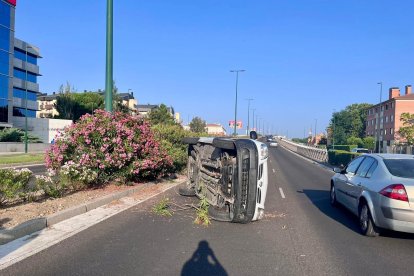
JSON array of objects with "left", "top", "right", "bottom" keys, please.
[{"left": 383, "top": 159, "right": 414, "bottom": 178}]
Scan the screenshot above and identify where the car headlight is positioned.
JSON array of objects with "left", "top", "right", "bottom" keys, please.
[{"left": 260, "top": 143, "right": 268, "bottom": 160}]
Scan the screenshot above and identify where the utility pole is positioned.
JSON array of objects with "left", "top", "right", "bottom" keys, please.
[
  {"left": 230, "top": 70, "right": 245, "bottom": 136},
  {"left": 377, "top": 82, "right": 383, "bottom": 153},
  {"left": 105, "top": 0, "right": 113, "bottom": 112},
  {"left": 246, "top": 98, "right": 254, "bottom": 134},
  {"left": 252, "top": 109, "right": 256, "bottom": 131}
]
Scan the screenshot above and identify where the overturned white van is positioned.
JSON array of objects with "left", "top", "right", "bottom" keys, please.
[{"left": 179, "top": 135, "right": 269, "bottom": 223}]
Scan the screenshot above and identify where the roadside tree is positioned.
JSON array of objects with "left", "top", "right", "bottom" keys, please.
[
  {"left": 189, "top": 117, "right": 207, "bottom": 133},
  {"left": 148, "top": 104, "right": 175, "bottom": 125},
  {"left": 398, "top": 112, "right": 414, "bottom": 145}
]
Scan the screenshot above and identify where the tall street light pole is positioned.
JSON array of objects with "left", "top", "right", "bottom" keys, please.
[
  {"left": 105, "top": 0, "right": 113, "bottom": 112},
  {"left": 252, "top": 109, "right": 256, "bottom": 131},
  {"left": 230, "top": 69, "right": 245, "bottom": 136},
  {"left": 314, "top": 119, "right": 317, "bottom": 144},
  {"left": 332, "top": 109, "right": 336, "bottom": 150},
  {"left": 377, "top": 82, "right": 383, "bottom": 153},
  {"left": 246, "top": 98, "right": 254, "bottom": 134}
]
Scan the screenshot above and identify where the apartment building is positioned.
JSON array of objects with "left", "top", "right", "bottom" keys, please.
[
  {"left": 365, "top": 85, "right": 414, "bottom": 153},
  {"left": 206, "top": 123, "right": 227, "bottom": 136},
  {"left": 37, "top": 91, "right": 137, "bottom": 118}
]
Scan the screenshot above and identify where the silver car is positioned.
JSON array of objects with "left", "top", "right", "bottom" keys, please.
[{"left": 330, "top": 154, "right": 414, "bottom": 236}]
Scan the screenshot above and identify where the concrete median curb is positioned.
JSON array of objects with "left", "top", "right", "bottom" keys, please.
[{"left": 0, "top": 180, "right": 184, "bottom": 245}]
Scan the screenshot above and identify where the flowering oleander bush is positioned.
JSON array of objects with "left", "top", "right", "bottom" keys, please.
[
  {"left": 45, "top": 110, "right": 173, "bottom": 186},
  {"left": 151, "top": 124, "right": 207, "bottom": 173},
  {"left": 35, "top": 174, "right": 66, "bottom": 198},
  {"left": 0, "top": 168, "right": 34, "bottom": 205}
]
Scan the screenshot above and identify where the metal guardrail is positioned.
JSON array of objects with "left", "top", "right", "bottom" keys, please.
[{"left": 277, "top": 139, "right": 328, "bottom": 162}]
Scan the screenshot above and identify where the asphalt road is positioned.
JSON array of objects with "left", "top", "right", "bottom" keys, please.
[
  {"left": 3, "top": 146, "right": 414, "bottom": 275},
  {"left": 2, "top": 164, "right": 46, "bottom": 175}
]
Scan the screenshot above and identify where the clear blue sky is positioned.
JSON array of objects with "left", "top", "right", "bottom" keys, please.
[{"left": 15, "top": 0, "right": 414, "bottom": 137}]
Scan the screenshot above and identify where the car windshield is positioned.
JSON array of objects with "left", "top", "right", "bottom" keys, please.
[
  {"left": 383, "top": 159, "right": 414, "bottom": 178},
  {"left": 357, "top": 149, "right": 369, "bottom": 153}
]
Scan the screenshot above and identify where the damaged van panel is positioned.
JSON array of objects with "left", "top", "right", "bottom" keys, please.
[{"left": 179, "top": 137, "right": 269, "bottom": 223}]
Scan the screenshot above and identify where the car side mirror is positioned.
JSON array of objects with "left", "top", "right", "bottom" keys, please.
[
  {"left": 249, "top": 131, "right": 258, "bottom": 140},
  {"left": 333, "top": 167, "right": 345, "bottom": 174}
]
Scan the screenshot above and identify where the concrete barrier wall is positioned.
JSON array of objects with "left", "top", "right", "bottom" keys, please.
[
  {"left": 0, "top": 142, "right": 50, "bottom": 153},
  {"left": 277, "top": 139, "right": 328, "bottom": 162}
]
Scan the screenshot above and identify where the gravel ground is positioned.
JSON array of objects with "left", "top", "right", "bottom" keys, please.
[{"left": 0, "top": 175, "right": 185, "bottom": 230}]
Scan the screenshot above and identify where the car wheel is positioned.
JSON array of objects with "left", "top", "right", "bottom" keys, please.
[
  {"left": 359, "top": 203, "right": 379, "bottom": 237},
  {"left": 330, "top": 184, "right": 338, "bottom": 207}
]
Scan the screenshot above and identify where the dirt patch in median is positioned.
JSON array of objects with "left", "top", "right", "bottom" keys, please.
[{"left": 0, "top": 175, "right": 185, "bottom": 230}]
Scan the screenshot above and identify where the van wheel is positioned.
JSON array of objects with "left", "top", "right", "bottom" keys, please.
[{"left": 359, "top": 203, "right": 379, "bottom": 237}]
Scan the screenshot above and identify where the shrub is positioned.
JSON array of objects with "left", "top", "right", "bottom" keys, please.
[
  {"left": 0, "top": 168, "right": 33, "bottom": 205},
  {"left": 35, "top": 175, "right": 66, "bottom": 198},
  {"left": 151, "top": 124, "right": 208, "bottom": 173},
  {"left": 346, "top": 137, "right": 363, "bottom": 148},
  {"left": 328, "top": 150, "right": 360, "bottom": 166},
  {"left": 327, "top": 145, "right": 358, "bottom": 151},
  {"left": 0, "top": 128, "right": 42, "bottom": 143},
  {"left": 45, "top": 110, "right": 173, "bottom": 186}
]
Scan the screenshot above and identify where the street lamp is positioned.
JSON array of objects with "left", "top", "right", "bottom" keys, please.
[
  {"left": 377, "top": 82, "right": 383, "bottom": 153},
  {"left": 246, "top": 98, "right": 254, "bottom": 134},
  {"left": 314, "top": 119, "right": 317, "bottom": 145},
  {"left": 230, "top": 69, "right": 245, "bottom": 136},
  {"left": 24, "top": 45, "right": 34, "bottom": 154},
  {"left": 251, "top": 108, "right": 256, "bottom": 131},
  {"left": 105, "top": 0, "right": 113, "bottom": 112},
  {"left": 332, "top": 109, "right": 336, "bottom": 150}
]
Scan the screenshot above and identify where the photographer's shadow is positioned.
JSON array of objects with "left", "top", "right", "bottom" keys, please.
[{"left": 181, "top": 240, "right": 228, "bottom": 276}]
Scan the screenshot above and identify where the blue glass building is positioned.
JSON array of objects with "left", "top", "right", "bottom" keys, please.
[
  {"left": 0, "top": 0, "right": 41, "bottom": 128},
  {"left": 0, "top": 0, "right": 14, "bottom": 126}
]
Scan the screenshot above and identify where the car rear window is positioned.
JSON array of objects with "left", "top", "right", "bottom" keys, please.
[{"left": 383, "top": 159, "right": 414, "bottom": 178}]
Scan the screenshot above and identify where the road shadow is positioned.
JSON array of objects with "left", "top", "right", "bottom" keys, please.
[
  {"left": 300, "top": 189, "right": 414, "bottom": 240},
  {"left": 0, "top": 218, "right": 12, "bottom": 230},
  {"left": 299, "top": 189, "right": 361, "bottom": 234},
  {"left": 181, "top": 240, "right": 228, "bottom": 276}
]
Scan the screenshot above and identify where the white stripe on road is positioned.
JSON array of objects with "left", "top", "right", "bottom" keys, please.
[
  {"left": 279, "top": 187, "right": 286, "bottom": 199},
  {"left": 270, "top": 159, "right": 272, "bottom": 163},
  {"left": 272, "top": 169, "right": 276, "bottom": 173}
]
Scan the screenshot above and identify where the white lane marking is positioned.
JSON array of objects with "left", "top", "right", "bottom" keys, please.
[
  {"left": 270, "top": 159, "right": 272, "bottom": 163},
  {"left": 272, "top": 169, "right": 276, "bottom": 173},
  {"left": 279, "top": 187, "right": 286, "bottom": 199}
]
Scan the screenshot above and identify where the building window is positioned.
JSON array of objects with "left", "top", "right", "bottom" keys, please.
[
  {"left": 390, "top": 128, "right": 393, "bottom": 135},
  {"left": 0, "top": 25, "right": 11, "bottom": 50},
  {"left": 14, "top": 48, "right": 38, "bottom": 65},
  {"left": 0, "top": 50, "right": 10, "bottom": 76},
  {"left": 391, "top": 102, "right": 394, "bottom": 109},
  {"left": 391, "top": 115, "right": 394, "bottom": 122},
  {"left": 384, "top": 129, "right": 387, "bottom": 135},
  {"left": 381, "top": 106, "right": 384, "bottom": 111},
  {"left": 13, "top": 68, "right": 37, "bottom": 83},
  {"left": 387, "top": 140, "right": 391, "bottom": 146},
  {"left": 13, "top": 88, "right": 37, "bottom": 101},
  {"left": 385, "top": 116, "right": 388, "bottom": 123},
  {"left": 13, "top": 107, "right": 36, "bottom": 118},
  {"left": 385, "top": 104, "right": 389, "bottom": 110}
]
